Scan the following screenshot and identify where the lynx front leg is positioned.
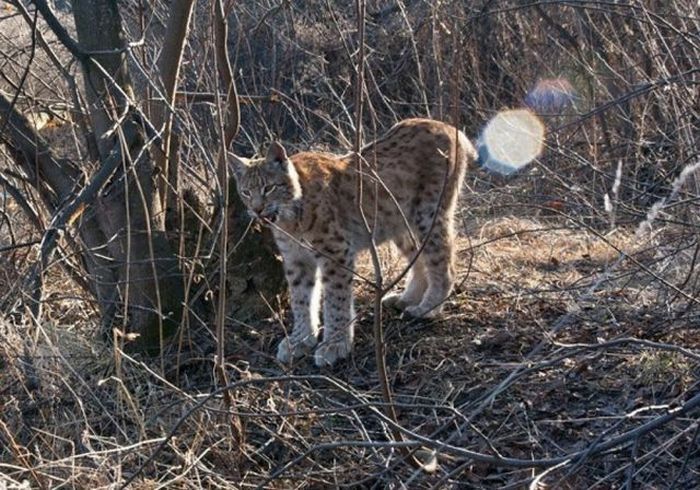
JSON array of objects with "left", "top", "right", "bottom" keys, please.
[
  {"left": 315, "top": 251, "right": 356, "bottom": 367},
  {"left": 276, "top": 243, "right": 321, "bottom": 363}
]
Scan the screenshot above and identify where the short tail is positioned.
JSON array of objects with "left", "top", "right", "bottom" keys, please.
[
  {"left": 457, "top": 130, "right": 483, "bottom": 169},
  {"left": 475, "top": 140, "right": 489, "bottom": 170}
]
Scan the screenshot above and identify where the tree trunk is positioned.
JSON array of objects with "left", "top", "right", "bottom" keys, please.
[
  {"left": 3, "top": 0, "right": 285, "bottom": 349},
  {"left": 150, "top": 0, "right": 196, "bottom": 229},
  {"left": 72, "top": 0, "right": 184, "bottom": 350},
  {"left": 223, "top": 188, "right": 286, "bottom": 320}
]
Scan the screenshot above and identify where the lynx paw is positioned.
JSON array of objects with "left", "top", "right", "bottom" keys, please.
[
  {"left": 314, "top": 336, "right": 352, "bottom": 367},
  {"left": 276, "top": 334, "right": 318, "bottom": 363},
  {"left": 382, "top": 292, "right": 409, "bottom": 310},
  {"left": 404, "top": 303, "right": 441, "bottom": 319}
]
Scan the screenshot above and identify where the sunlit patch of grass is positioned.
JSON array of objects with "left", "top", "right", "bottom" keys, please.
[{"left": 632, "top": 351, "right": 693, "bottom": 388}]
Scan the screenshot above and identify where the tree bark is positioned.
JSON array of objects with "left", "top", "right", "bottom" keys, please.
[
  {"left": 4, "top": 0, "right": 285, "bottom": 350},
  {"left": 150, "top": 0, "right": 196, "bottom": 228},
  {"left": 71, "top": 0, "right": 184, "bottom": 350}
]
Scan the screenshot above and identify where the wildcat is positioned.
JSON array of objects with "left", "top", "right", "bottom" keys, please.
[{"left": 230, "top": 119, "right": 476, "bottom": 367}]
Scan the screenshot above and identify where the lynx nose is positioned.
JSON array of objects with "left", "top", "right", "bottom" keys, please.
[{"left": 250, "top": 198, "right": 264, "bottom": 216}]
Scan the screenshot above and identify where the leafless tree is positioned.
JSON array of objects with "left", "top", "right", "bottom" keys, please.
[
  {"left": 0, "top": 1, "right": 698, "bottom": 488},
  {"left": 0, "top": 0, "right": 284, "bottom": 349}
]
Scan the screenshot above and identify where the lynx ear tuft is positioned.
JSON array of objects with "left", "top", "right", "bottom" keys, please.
[
  {"left": 228, "top": 153, "right": 248, "bottom": 180},
  {"left": 265, "top": 141, "right": 288, "bottom": 164}
]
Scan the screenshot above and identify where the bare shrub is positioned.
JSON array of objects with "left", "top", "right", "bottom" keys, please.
[{"left": 1, "top": 0, "right": 698, "bottom": 488}]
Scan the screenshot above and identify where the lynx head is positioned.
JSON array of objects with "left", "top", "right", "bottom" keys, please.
[{"left": 229, "top": 142, "right": 302, "bottom": 224}]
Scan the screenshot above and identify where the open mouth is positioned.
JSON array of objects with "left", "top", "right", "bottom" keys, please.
[{"left": 259, "top": 211, "right": 277, "bottom": 223}]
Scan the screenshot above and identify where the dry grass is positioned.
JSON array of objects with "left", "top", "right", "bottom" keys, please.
[
  {"left": 2, "top": 0, "right": 699, "bottom": 487},
  {"left": 2, "top": 215, "right": 698, "bottom": 488}
]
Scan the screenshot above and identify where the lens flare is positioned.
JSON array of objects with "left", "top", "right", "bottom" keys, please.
[
  {"left": 477, "top": 108, "right": 545, "bottom": 175},
  {"left": 524, "top": 78, "right": 576, "bottom": 114}
]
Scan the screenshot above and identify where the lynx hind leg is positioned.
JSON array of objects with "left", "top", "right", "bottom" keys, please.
[
  {"left": 404, "top": 220, "right": 456, "bottom": 319},
  {"left": 382, "top": 235, "right": 428, "bottom": 311},
  {"left": 276, "top": 244, "right": 322, "bottom": 363}
]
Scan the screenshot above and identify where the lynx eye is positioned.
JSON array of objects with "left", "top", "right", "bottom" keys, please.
[
  {"left": 240, "top": 189, "right": 252, "bottom": 199},
  {"left": 262, "top": 184, "right": 278, "bottom": 196}
]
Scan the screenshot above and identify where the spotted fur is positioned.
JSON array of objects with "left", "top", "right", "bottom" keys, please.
[{"left": 230, "top": 119, "right": 476, "bottom": 366}]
